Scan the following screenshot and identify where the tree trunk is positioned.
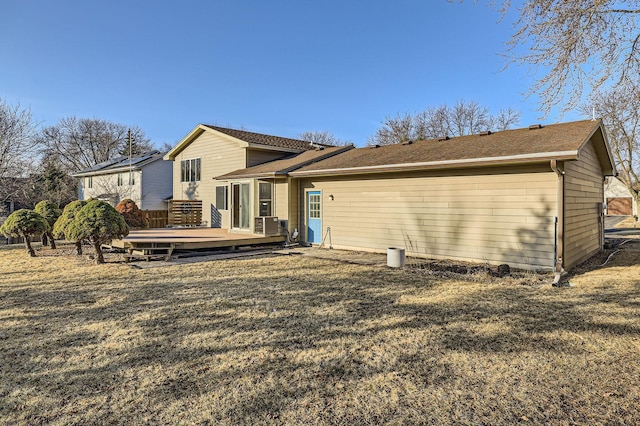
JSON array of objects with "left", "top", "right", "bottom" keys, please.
[
  {"left": 22, "top": 232, "right": 36, "bottom": 257},
  {"left": 42, "top": 233, "right": 48, "bottom": 247},
  {"left": 93, "top": 241, "right": 104, "bottom": 264},
  {"left": 75, "top": 240, "right": 83, "bottom": 255},
  {"left": 48, "top": 232, "right": 56, "bottom": 249}
]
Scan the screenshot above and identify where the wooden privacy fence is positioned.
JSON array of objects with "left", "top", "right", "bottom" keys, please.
[
  {"left": 144, "top": 210, "right": 169, "bottom": 228},
  {"left": 168, "top": 200, "right": 203, "bottom": 227}
]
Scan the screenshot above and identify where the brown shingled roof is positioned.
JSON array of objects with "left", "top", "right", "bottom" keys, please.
[
  {"left": 291, "top": 120, "right": 607, "bottom": 176},
  {"left": 216, "top": 145, "right": 354, "bottom": 180},
  {"left": 204, "top": 125, "right": 320, "bottom": 151}
]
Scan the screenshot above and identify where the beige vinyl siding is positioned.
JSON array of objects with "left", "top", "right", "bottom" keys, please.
[
  {"left": 563, "top": 140, "right": 604, "bottom": 268},
  {"left": 172, "top": 132, "right": 246, "bottom": 227},
  {"left": 247, "top": 149, "right": 289, "bottom": 167},
  {"left": 139, "top": 160, "right": 172, "bottom": 210},
  {"left": 274, "top": 179, "right": 289, "bottom": 221},
  {"left": 288, "top": 178, "right": 299, "bottom": 234},
  {"left": 302, "top": 166, "right": 558, "bottom": 270}
]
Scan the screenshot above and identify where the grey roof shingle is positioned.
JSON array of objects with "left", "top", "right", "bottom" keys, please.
[
  {"left": 291, "top": 120, "right": 606, "bottom": 176},
  {"left": 216, "top": 145, "right": 354, "bottom": 179}
]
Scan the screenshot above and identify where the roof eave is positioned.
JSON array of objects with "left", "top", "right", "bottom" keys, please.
[
  {"left": 72, "top": 165, "right": 144, "bottom": 178},
  {"left": 216, "top": 172, "right": 286, "bottom": 180},
  {"left": 577, "top": 120, "right": 616, "bottom": 176},
  {"left": 290, "top": 151, "right": 580, "bottom": 177},
  {"left": 247, "top": 143, "right": 308, "bottom": 154}
]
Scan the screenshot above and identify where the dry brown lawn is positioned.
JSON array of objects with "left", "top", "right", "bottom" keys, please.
[{"left": 1, "top": 242, "right": 639, "bottom": 425}]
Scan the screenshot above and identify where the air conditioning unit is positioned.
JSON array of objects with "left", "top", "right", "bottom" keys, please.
[{"left": 255, "top": 216, "right": 279, "bottom": 235}]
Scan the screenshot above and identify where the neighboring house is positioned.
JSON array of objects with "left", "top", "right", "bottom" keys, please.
[
  {"left": 604, "top": 176, "right": 637, "bottom": 216},
  {"left": 72, "top": 151, "right": 172, "bottom": 210},
  {"left": 163, "top": 125, "right": 334, "bottom": 228},
  {"left": 180, "top": 120, "right": 614, "bottom": 271},
  {"left": 0, "top": 177, "right": 31, "bottom": 215}
]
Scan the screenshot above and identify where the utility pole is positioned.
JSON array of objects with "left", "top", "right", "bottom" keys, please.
[{"left": 128, "top": 129, "right": 133, "bottom": 186}]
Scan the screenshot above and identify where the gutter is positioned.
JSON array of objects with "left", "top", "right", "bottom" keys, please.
[
  {"left": 550, "top": 159, "right": 565, "bottom": 286},
  {"left": 290, "top": 150, "right": 579, "bottom": 177},
  {"left": 71, "top": 166, "right": 143, "bottom": 178}
]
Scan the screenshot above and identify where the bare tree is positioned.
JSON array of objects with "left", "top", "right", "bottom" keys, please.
[
  {"left": 458, "top": 0, "right": 640, "bottom": 114},
  {"left": 368, "top": 113, "right": 415, "bottom": 146},
  {"left": 368, "top": 101, "right": 520, "bottom": 145},
  {"left": 492, "top": 107, "right": 522, "bottom": 131},
  {"left": 37, "top": 117, "right": 152, "bottom": 173},
  {"left": 0, "top": 99, "right": 37, "bottom": 212},
  {"left": 584, "top": 82, "right": 640, "bottom": 209},
  {"left": 299, "top": 131, "right": 351, "bottom": 146}
]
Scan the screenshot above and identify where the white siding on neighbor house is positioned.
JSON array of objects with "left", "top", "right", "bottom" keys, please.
[
  {"left": 78, "top": 171, "right": 141, "bottom": 206},
  {"left": 139, "top": 159, "right": 172, "bottom": 210},
  {"left": 563, "top": 140, "right": 605, "bottom": 269},
  {"left": 172, "top": 131, "right": 246, "bottom": 227},
  {"left": 302, "top": 165, "right": 558, "bottom": 270}
]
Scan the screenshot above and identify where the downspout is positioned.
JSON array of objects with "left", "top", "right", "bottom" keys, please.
[{"left": 550, "top": 160, "right": 565, "bottom": 286}]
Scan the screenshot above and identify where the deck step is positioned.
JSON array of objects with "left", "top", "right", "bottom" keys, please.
[{"left": 126, "top": 243, "right": 175, "bottom": 262}]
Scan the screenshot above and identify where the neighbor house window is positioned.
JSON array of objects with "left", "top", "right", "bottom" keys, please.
[
  {"left": 258, "top": 181, "right": 272, "bottom": 216},
  {"left": 215, "top": 185, "right": 228, "bottom": 210},
  {"left": 181, "top": 158, "right": 201, "bottom": 182},
  {"left": 118, "top": 172, "right": 135, "bottom": 186},
  {"left": 86, "top": 176, "right": 93, "bottom": 189}
]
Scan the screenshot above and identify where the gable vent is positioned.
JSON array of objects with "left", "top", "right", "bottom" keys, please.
[{"left": 529, "top": 124, "right": 544, "bottom": 130}]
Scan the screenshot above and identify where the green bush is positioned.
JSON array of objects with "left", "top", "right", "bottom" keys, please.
[
  {"left": 34, "top": 200, "right": 62, "bottom": 249},
  {"left": 67, "top": 200, "right": 129, "bottom": 263},
  {"left": 53, "top": 200, "right": 87, "bottom": 255},
  {"left": 0, "top": 209, "right": 50, "bottom": 257}
]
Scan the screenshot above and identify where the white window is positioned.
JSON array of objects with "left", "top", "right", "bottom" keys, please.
[
  {"left": 181, "top": 158, "right": 201, "bottom": 182},
  {"left": 215, "top": 185, "right": 228, "bottom": 210}
]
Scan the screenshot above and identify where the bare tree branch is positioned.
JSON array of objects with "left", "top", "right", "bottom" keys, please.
[{"left": 368, "top": 100, "right": 520, "bottom": 145}]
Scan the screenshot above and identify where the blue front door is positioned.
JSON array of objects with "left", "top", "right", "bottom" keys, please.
[{"left": 307, "top": 191, "right": 322, "bottom": 244}]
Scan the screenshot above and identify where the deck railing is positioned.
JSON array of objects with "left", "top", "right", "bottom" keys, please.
[{"left": 168, "top": 200, "right": 203, "bottom": 227}]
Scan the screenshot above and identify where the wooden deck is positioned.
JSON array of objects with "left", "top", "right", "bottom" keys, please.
[{"left": 111, "top": 228, "right": 286, "bottom": 261}]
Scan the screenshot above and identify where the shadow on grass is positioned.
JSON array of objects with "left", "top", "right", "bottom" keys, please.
[{"left": 2, "top": 253, "right": 640, "bottom": 423}]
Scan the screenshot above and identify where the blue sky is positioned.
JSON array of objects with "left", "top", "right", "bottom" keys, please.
[{"left": 1, "top": 0, "right": 584, "bottom": 147}]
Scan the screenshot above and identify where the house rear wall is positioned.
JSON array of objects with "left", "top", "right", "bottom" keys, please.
[
  {"left": 172, "top": 132, "right": 245, "bottom": 227},
  {"left": 301, "top": 165, "right": 558, "bottom": 270},
  {"left": 563, "top": 140, "right": 605, "bottom": 269}
]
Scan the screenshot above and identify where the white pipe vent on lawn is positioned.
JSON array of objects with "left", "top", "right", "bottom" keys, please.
[{"left": 387, "top": 247, "right": 405, "bottom": 268}]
